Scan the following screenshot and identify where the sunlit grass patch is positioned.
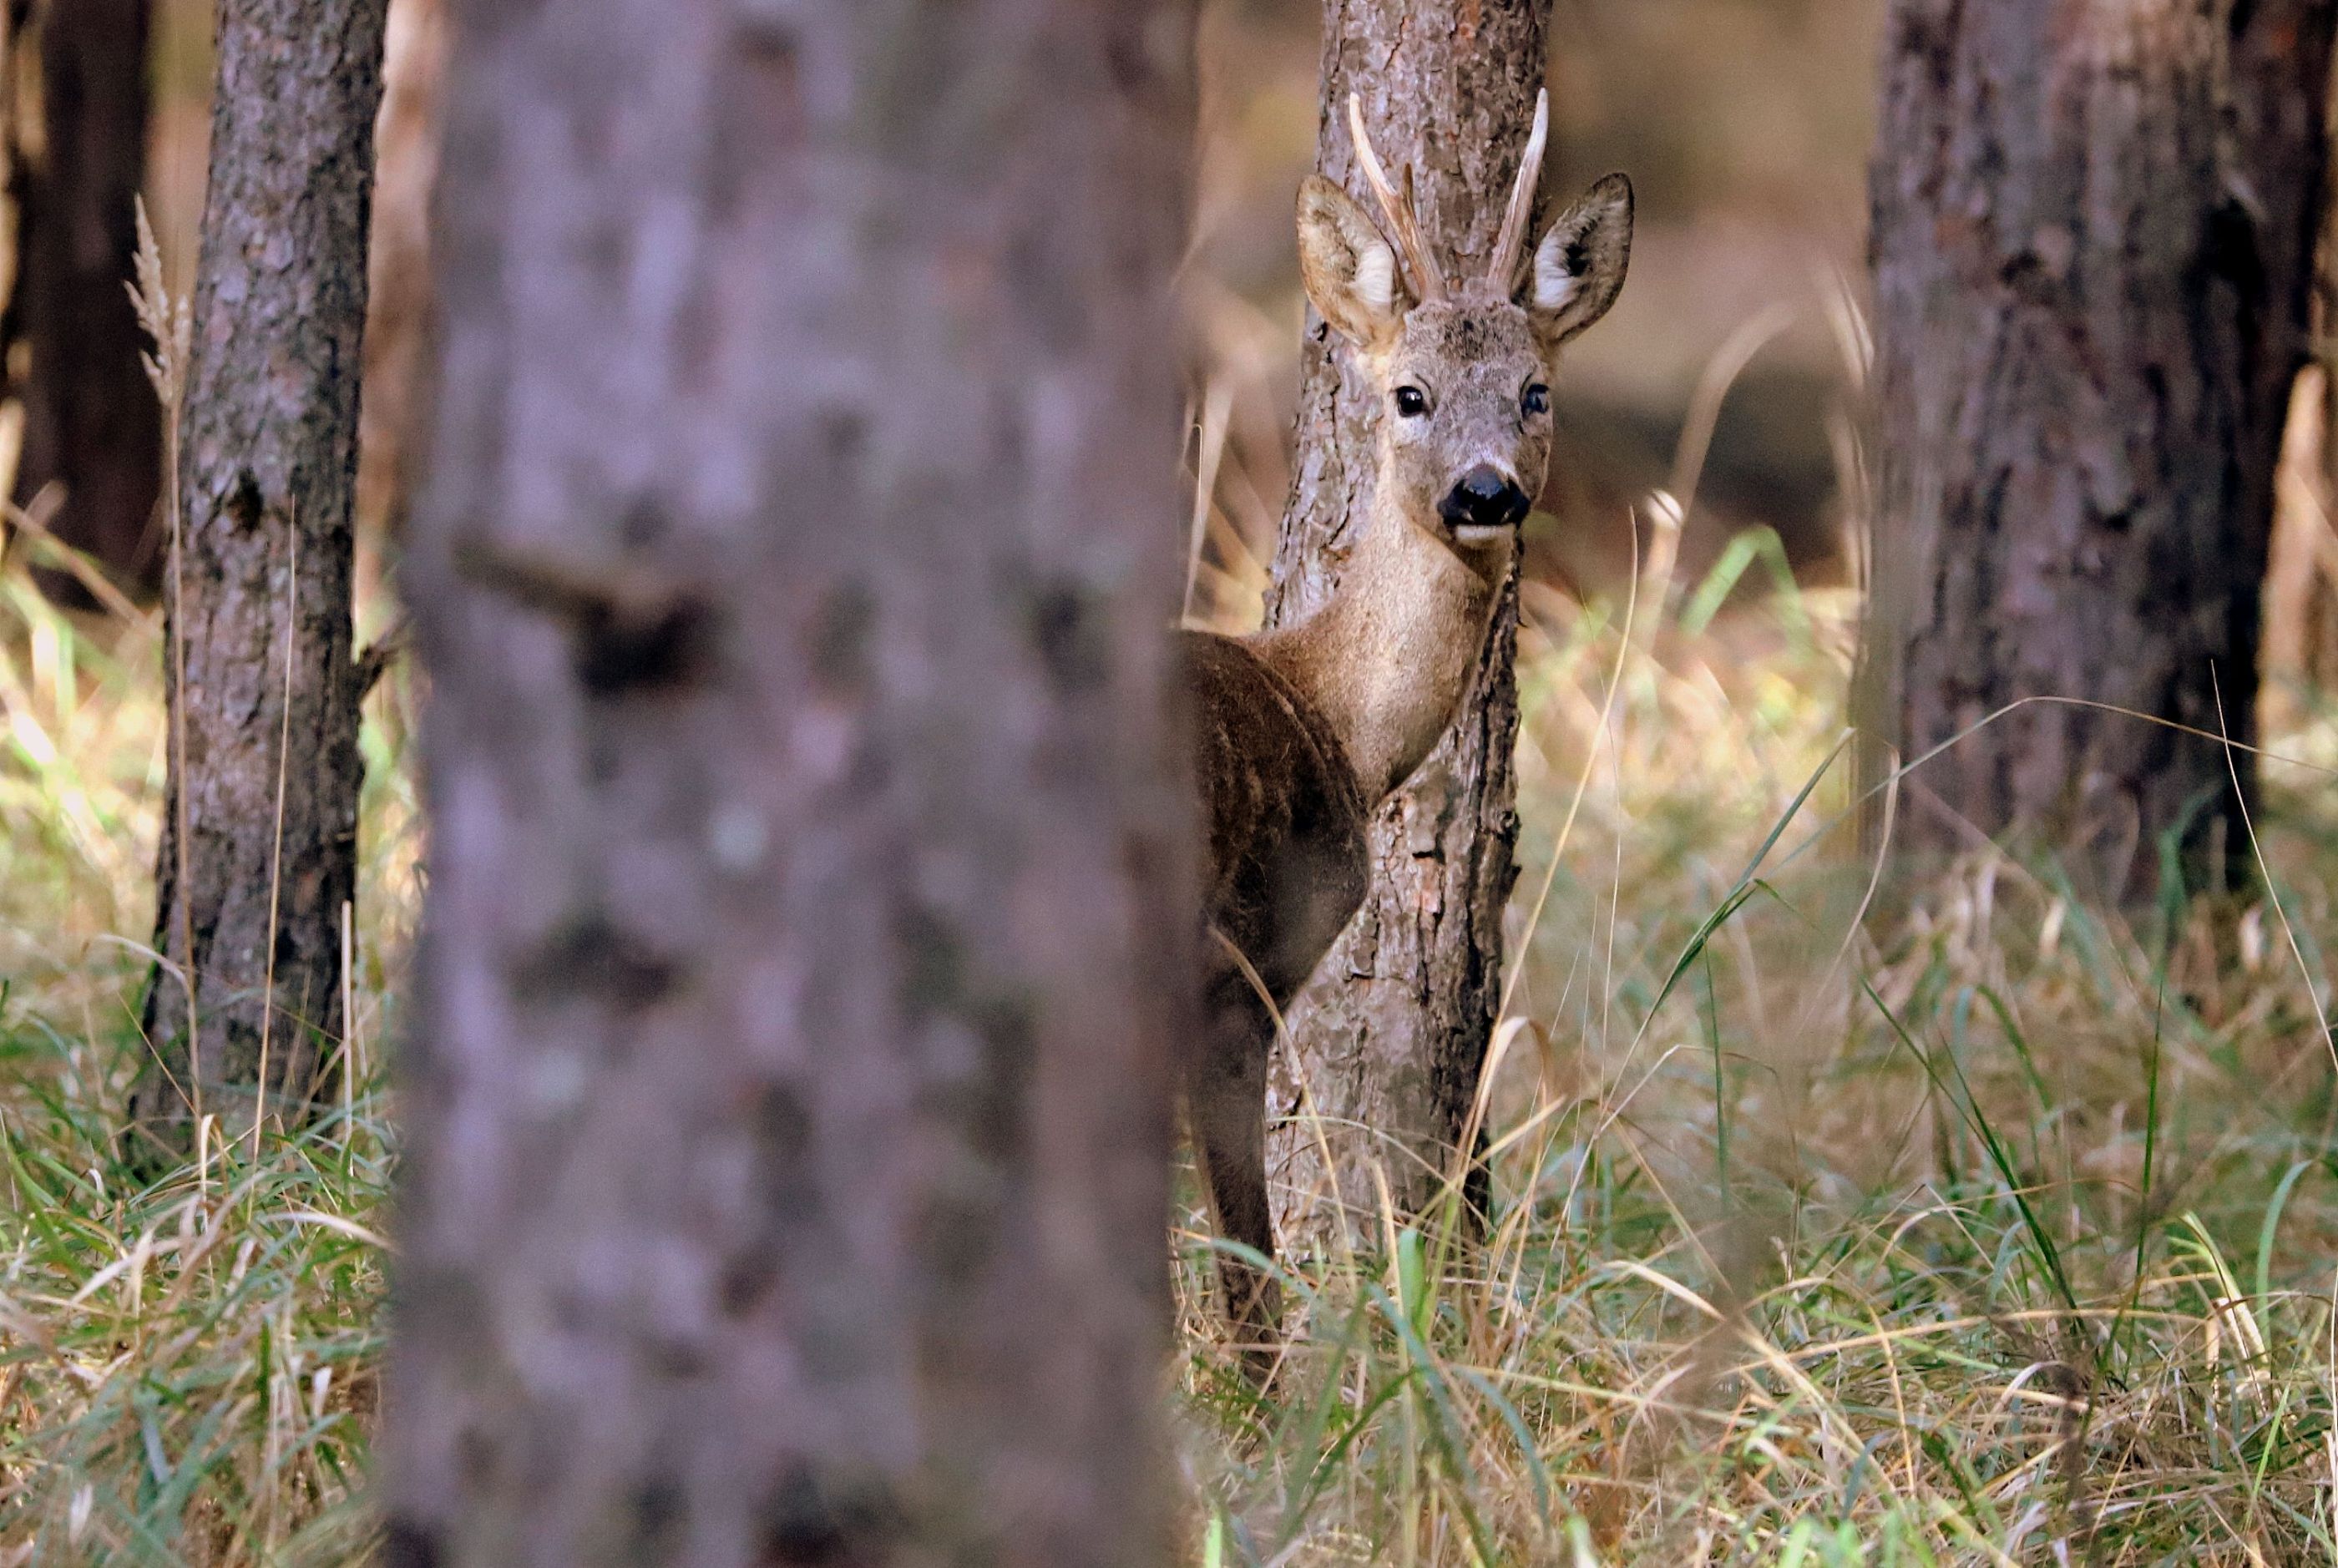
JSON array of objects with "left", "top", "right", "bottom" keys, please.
[
  {"left": 1177, "top": 579, "right": 2338, "bottom": 1564},
  {"left": 0, "top": 560, "right": 405, "bottom": 1565},
  {"left": 0, "top": 1033, "right": 391, "bottom": 1565},
  {"left": 7, "top": 476, "right": 2338, "bottom": 1560}
]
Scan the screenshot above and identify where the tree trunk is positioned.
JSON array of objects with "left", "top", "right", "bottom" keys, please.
[
  {"left": 1264, "top": 0, "right": 1550, "bottom": 1236},
  {"left": 2263, "top": 363, "right": 2338, "bottom": 730},
  {"left": 2264, "top": 152, "right": 2338, "bottom": 726},
  {"left": 3, "top": 0, "right": 164, "bottom": 601},
  {"left": 1860, "top": 0, "right": 2335, "bottom": 901},
  {"left": 382, "top": 3, "right": 1192, "bottom": 1564},
  {"left": 129, "top": 0, "right": 387, "bottom": 1148},
  {"left": 355, "top": 0, "right": 447, "bottom": 544}
]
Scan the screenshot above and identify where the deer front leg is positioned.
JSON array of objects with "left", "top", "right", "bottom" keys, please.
[{"left": 1187, "top": 967, "right": 1282, "bottom": 1382}]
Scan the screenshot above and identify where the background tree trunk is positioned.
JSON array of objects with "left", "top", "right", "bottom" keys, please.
[
  {"left": 129, "top": 0, "right": 387, "bottom": 1147},
  {"left": 2264, "top": 135, "right": 2338, "bottom": 729},
  {"left": 1264, "top": 0, "right": 1551, "bottom": 1237},
  {"left": 1860, "top": 0, "right": 2335, "bottom": 901},
  {"left": 2262, "top": 362, "right": 2338, "bottom": 730},
  {"left": 382, "top": 2, "right": 1192, "bottom": 1563},
  {"left": 2, "top": 0, "right": 164, "bottom": 601},
  {"left": 354, "top": 0, "right": 446, "bottom": 544}
]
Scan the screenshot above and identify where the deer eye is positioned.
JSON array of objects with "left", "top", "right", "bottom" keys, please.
[
  {"left": 1522, "top": 383, "right": 1550, "bottom": 416},
  {"left": 1393, "top": 386, "right": 1429, "bottom": 418}
]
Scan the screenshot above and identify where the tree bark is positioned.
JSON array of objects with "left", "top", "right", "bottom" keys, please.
[
  {"left": 1860, "top": 0, "right": 2335, "bottom": 900},
  {"left": 3, "top": 0, "right": 164, "bottom": 600},
  {"left": 1264, "top": 0, "right": 1550, "bottom": 1235},
  {"left": 382, "top": 3, "right": 1192, "bottom": 1564},
  {"left": 129, "top": 0, "right": 387, "bottom": 1146}
]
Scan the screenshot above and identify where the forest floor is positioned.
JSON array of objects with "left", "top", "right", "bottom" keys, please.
[{"left": 3, "top": 544, "right": 2338, "bottom": 1564}]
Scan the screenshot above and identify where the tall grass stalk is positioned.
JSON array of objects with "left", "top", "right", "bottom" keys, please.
[{"left": 128, "top": 198, "right": 200, "bottom": 1134}]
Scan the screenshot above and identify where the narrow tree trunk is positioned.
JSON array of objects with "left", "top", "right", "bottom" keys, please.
[
  {"left": 3, "top": 0, "right": 163, "bottom": 600},
  {"left": 1860, "top": 0, "right": 2334, "bottom": 900},
  {"left": 355, "top": 0, "right": 446, "bottom": 543},
  {"left": 1265, "top": 0, "right": 1550, "bottom": 1235},
  {"left": 2265, "top": 154, "right": 2338, "bottom": 724},
  {"left": 129, "top": 0, "right": 387, "bottom": 1147},
  {"left": 382, "top": 3, "right": 1192, "bottom": 1563},
  {"left": 2264, "top": 363, "right": 2337, "bottom": 729}
]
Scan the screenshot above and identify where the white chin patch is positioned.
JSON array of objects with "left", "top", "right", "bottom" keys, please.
[
  {"left": 1356, "top": 241, "right": 1398, "bottom": 312},
  {"left": 1450, "top": 523, "right": 1512, "bottom": 546},
  {"left": 1533, "top": 241, "right": 1578, "bottom": 314}
]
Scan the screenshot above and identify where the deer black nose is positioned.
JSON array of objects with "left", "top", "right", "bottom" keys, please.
[{"left": 1439, "top": 466, "right": 1531, "bottom": 533}]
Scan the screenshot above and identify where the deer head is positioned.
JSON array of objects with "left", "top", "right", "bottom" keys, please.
[{"left": 1297, "top": 93, "right": 1632, "bottom": 577}]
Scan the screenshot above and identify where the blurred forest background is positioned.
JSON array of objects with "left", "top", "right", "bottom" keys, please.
[
  {"left": 14, "top": 0, "right": 2338, "bottom": 1560},
  {"left": 39, "top": 0, "right": 1880, "bottom": 621},
  {"left": 103, "top": 0, "right": 2323, "bottom": 710}
]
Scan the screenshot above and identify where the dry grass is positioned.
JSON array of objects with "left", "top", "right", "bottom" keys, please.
[
  {"left": 1171, "top": 562, "right": 2338, "bottom": 1563},
  {"left": 2, "top": 218, "right": 2335, "bottom": 1566},
  {"left": 4, "top": 483, "right": 2338, "bottom": 1562},
  {"left": 23, "top": 1, "right": 2319, "bottom": 1556},
  {"left": 0, "top": 520, "right": 412, "bottom": 1563}
]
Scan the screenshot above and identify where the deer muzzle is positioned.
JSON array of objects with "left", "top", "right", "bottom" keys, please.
[{"left": 1439, "top": 465, "right": 1531, "bottom": 535}]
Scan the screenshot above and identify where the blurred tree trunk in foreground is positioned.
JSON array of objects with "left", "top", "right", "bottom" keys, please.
[
  {"left": 2, "top": 0, "right": 164, "bottom": 600},
  {"left": 1264, "top": 0, "right": 1551, "bottom": 1236},
  {"left": 383, "top": 3, "right": 1192, "bottom": 1563},
  {"left": 129, "top": 0, "right": 387, "bottom": 1150},
  {"left": 1860, "top": 0, "right": 2335, "bottom": 900}
]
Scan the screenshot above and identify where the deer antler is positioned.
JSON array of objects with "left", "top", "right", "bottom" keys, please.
[
  {"left": 1488, "top": 89, "right": 1550, "bottom": 290},
  {"left": 1346, "top": 94, "right": 1445, "bottom": 303}
]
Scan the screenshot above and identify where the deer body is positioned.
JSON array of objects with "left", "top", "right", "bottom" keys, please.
[{"left": 1182, "top": 95, "right": 1633, "bottom": 1371}]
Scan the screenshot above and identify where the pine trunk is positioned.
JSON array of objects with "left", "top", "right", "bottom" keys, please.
[
  {"left": 5, "top": 0, "right": 164, "bottom": 599},
  {"left": 1265, "top": 0, "right": 1550, "bottom": 1236},
  {"left": 382, "top": 3, "right": 1192, "bottom": 1564},
  {"left": 129, "top": 0, "right": 387, "bottom": 1146},
  {"left": 1860, "top": 0, "right": 2335, "bottom": 900}
]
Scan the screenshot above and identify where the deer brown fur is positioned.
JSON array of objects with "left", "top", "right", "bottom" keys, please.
[{"left": 1181, "top": 94, "right": 1633, "bottom": 1371}]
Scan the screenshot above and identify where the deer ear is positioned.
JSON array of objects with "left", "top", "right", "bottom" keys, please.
[
  {"left": 1525, "top": 174, "right": 1632, "bottom": 352},
  {"left": 1297, "top": 174, "right": 1409, "bottom": 352}
]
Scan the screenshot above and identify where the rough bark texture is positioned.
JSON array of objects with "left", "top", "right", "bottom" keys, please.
[
  {"left": 1264, "top": 0, "right": 1549, "bottom": 1235},
  {"left": 3, "top": 0, "right": 164, "bottom": 599},
  {"left": 1860, "top": 0, "right": 2335, "bottom": 899},
  {"left": 129, "top": 0, "right": 387, "bottom": 1143},
  {"left": 382, "top": 3, "right": 1192, "bottom": 1564}
]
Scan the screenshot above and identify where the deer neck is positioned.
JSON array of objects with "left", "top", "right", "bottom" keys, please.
[{"left": 1253, "top": 507, "right": 1514, "bottom": 805}]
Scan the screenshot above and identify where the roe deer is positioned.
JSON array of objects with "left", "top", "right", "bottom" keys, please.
[{"left": 1182, "top": 93, "right": 1632, "bottom": 1369}]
